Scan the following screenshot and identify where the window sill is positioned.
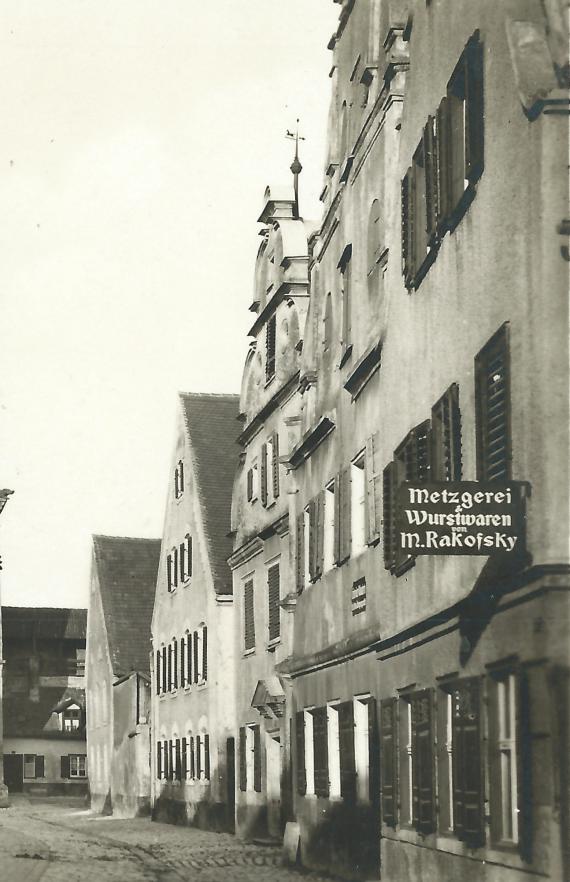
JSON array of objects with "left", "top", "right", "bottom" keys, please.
[
  {"left": 338, "top": 343, "right": 353, "bottom": 369},
  {"left": 266, "top": 637, "right": 281, "bottom": 652},
  {"left": 243, "top": 648, "right": 256, "bottom": 658},
  {"left": 265, "top": 375, "right": 276, "bottom": 390}
]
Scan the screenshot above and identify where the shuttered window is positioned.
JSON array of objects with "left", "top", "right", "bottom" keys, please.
[
  {"left": 190, "top": 736, "right": 195, "bottom": 780},
  {"left": 380, "top": 699, "right": 398, "bottom": 827},
  {"left": 244, "top": 578, "right": 255, "bottom": 651},
  {"left": 368, "top": 700, "right": 380, "bottom": 805},
  {"left": 161, "top": 646, "right": 167, "bottom": 694},
  {"left": 312, "top": 707, "right": 329, "bottom": 798},
  {"left": 295, "top": 512, "right": 305, "bottom": 594},
  {"left": 186, "top": 632, "right": 192, "bottom": 685},
  {"left": 382, "top": 462, "right": 397, "bottom": 572},
  {"left": 296, "top": 711, "right": 306, "bottom": 795},
  {"left": 338, "top": 701, "right": 356, "bottom": 804},
  {"left": 475, "top": 324, "right": 511, "bottom": 482},
  {"left": 365, "top": 433, "right": 382, "bottom": 546},
  {"left": 157, "top": 741, "right": 162, "bottom": 779},
  {"left": 162, "top": 739, "right": 168, "bottom": 780},
  {"left": 180, "top": 636, "right": 186, "bottom": 687},
  {"left": 180, "top": 534, "right": 192, "bottom": 582},
  {"left": 395, "top": 420, "right": 431, "bottom": 483},
  {"left": 175, "top": 739, "right": 182, "bottom": 781},
  {"left": 172, "top": 547, "right": 179, "bottom": 589},
  {"left": 266, "top": 315, "right": 276, "bottom": 381},
  {"left": 167, "top": 554, "right": 173, "bottom": 592},
  {"left": 247, "top": 468, "right": 254, "bottom": 502},
  {"left": 35, "top": 755, "right": 45, "bottom": 779},
  {"left": 333, "top": 468, "right": 351, "bottom": 566},
  {"left": 168, "top": 740, "right": 173, "bottom": 780},
  {"left": 451, "top": 678, "right": 484, "bottom": 846},
  {"left": 181, "top": 737, "right": 187, "bottom": 779},
  {"left": 272, "top": 432, "right": 280, "bottom": 499},
  {"left": 173, "top": 639, "right": 178, "bottom": 689},
  {"left": 411, "top": 691, "right": 436, "bottom": 834},
  {"left": 308, "top": 494, "right": 324, "bottom": 583},
  {"left": 202, "top": 626, "right": 208, "bottom": 682},
  {"left": 431, "top": 383, "right": 462, "bottom": 481},
  {"left": 401, "top": 168, "right": 415, "bottom": 286},
  {"left": 193, "top": 630, "right": 199, "bottom": 683},
  {"left": 267, "top": 563, "right": 280, "bottom": 642},
  {"left": 260, "top": 442, "right": 268, "bottom": 506},
  {"left": 167, "top": 644, "right": 173, "bottom": 692},
  {"left": 239, "top": 727, "right": 247, "bottom": 791},
  {"left": 156, "top": 650, "right": 161, "bottom": 695},
  {"left": 204, "top": 734, "right": 210, "bottom": 781},
  {"left": 196, "top": 735, "right": 202, "bottom": 780},
  {"left": 253, "top": 725, "right": 262, "bottom": 792}
]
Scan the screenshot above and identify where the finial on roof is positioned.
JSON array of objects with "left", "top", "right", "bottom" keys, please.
[{"left": 286, "top": 119, "right": 305, "bottom": 220}]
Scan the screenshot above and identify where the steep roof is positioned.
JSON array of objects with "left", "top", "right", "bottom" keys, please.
[
  {"left": 92, "top": 535, "right": 161, "bottom": 677},
  {"left": 1, "top": 607, "right": 87, "bottom": 641},
  {"left": 179, "top": 392, "right": 240, "bottom": 595},
  {"left": 4, "top": 686, "right": 85, "bottom": 738}
]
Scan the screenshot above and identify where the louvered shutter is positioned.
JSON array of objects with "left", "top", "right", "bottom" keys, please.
[
  {"left": 181, "top": 738, "right": 187, "bottom": 779},
  {"left": 193, "top": 631, "right": 199, "bottom": 682},
  {"left": 168, "top": 644, "right": 173, "bottom": 691},
  {"left": 173, "top": 546, "right": 179, "bottom": 588},
  {"left": 157, "top": 741, "right": 162, "bottom": 779},
  {"left": 204, "top": 734, "right": 210, "bottom": 781},
  {"left": 452, "top": 679, "right": 484, "bottom": 846},
  {"left": 475, "top": 325, "right": 511, "bottom": 482},
  {"left": 61, "top": 755, "right": 70, "bottom": 779},
  {"left": 401, "top": 168, "right": 415, "bottom": 286},
  {"left": 380, "top": 699, "right": 398, "bottom": 827},
  {"left": 162, "top": 646, "right": 167, "bottom": 693},
  {"left": 35, "top": 755, "right": 45, "bottom": 779},
  {"left": 244, "top": 579, "right": 255, "bottom": 650},
  {"left": 202, "top": 627, "right": 208, "bottom": 681},
  {"left": 382, "top": 462, "right": 397, "bottom": 571},
  {"left": 272, "top": 432, "right": 280, "bottom": 498},
  {"left": 196, "top": 736, "right": 202, "bottom": 779},
  {"left": 167, "top": 554, "right": 172, "bottom": 591},
  {"left": 315, "top": 491, "right": 324, "bottom": 579},
  {"left": 175, "top": 739, "right": 182, "bottom": 781},
  {"left": 180, "top": 636, "right": 186, "bottom": 687},
  {"left": 156, "top": 650, "right": 161, "bottom": 695},
  {"left": 436, "top": 97, "right": 451, "bottom": 228},
  {"left": 431, "top": 384, "right": 462, "bottom": 481},
  {"left": 424, "top": 115, "right": 439, "bottom": 241},
  {"left": 465, "top": 37, "right": 484, "bottom": 183},
  {"left": 411, "top": 691, "right": 436, "bottom": 834},
  {"left": 339, "top": 467, "right": 352, "bottom": 564},
  {"left": 448, "top": 90, "right": 466, "bottom": 214},
  {"left": 268, "top": 564, "right": 280, "bottom": 642},
  {"left": 307, "top": 499, "right": 316, "bottom": 582},
  {"left": 168, "top": 741, "right": 173, "bottom": 780},
  {"left": 253, "top": 725, "right": 262, "bottom": 792},
  {"left": 339, "top": 701, "right": 356, "bottom": 803},
  {"left": 163, "top": 740, "right": 169, "bottom": 780},
  {"left": 179, "top": 541, "right": 186, "bottom": 582},
  {"left": 190, "top": 736, "right": 195, "bottom": 780},
  {"left": 333, "top": 472, "right": 342, "bottom": 565},
  {"left": 173, "top": 639, "right": 178, "bottom": 689},
  {"left": 239, "top": 727, "right": 247, "bottom": 791},
  {"left": 296, "top": 711, "right": 306, "bottom": 795},
  {"left": 260, "top": 442, "right": 268, "bottom": 507},
  {"left": 186, "top": 535, "right": 192, "bottom": 578},
  {"left": 365, "top": 433, "right": 381, "bottom": 545},
  {"left": 296, "top": 513, "right": 305, "bottom": 594},
  {"left": 186, "top": 633, "right": 192, "bottom": 685},
  {"left": 312, "top": 707, "right": 330, "bottom": 798},
  {"left": 247, "top": 468, "right": 253, "bottom": 501},
  {"left": 368, "top": 699, "right": 380, "bottom": 806}
]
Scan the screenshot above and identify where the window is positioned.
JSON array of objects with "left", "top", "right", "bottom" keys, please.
[
  {"left": 295, "top": 711, "right": 307, "bottom": 795},
  {"left": 323, "top": 481, "right": 335, "bottom": 572},
  {"left": 24, "top": 754, "right": 44, "bottom": 779},
  {"left": 449, "top": 678, "right": 484, "bottom": 845},
  {"left": 367, "top": 199, "right": 387, "bottom": 296},
  {"left": 475, "top": 324, "right": 511, "bottom": 482},
  {"left": 380, "top": 699, "right": 398, "bottom": 827},
  {"left": 267, "top": 562, "right": 280, "bottom": 643},
  {"left": 438, "top": 691, "right": 455, "bottom": 833},
  {"left": 312, "top": 707, "right": 329, "bottom": 798},
  {"left": 161, "top": 645, "right": 167, "bottom": 694},
  {"left": 490, "top": 673, "right": 519, "bottom": 845},
  {"left": 240, "top": 724, "right": 261, "bottom": 792},
  {"left": 260, "top": 442, "right": 268, "bottom": 506},
  {"left": 327, "top": 705, "right": 341, "bottom": 798},
  {"left": 62, "top": 707, "right": 81, "bottom": 732},
  {"left": 351, "top": 452, "right": 366, "bottom": 555},
  {"left": 271, "top": 432, "right": 280, "bottom": 500},
  {"left": 400, "top": 700, "right": 413, "bottom": 825},
  {"left": 338, "top": 701, "right": 356, "bottom": 804},
  {"left": 399, "top": 692, "right": 435, "bottom": 833},
  {"left": 69, "top": 754, "right": 87, "bottom": 778},
  {"left": 432, "top": 384, "right": 462, "bottom": 481},
  {"left": 167, "top": 553, "right": 173, "bottom": 592},
  {"left": 175, "top": 459, "right": 185, "bottom": 498},
  {"left": 167, "top": 546, "right": 179, "bottom": 592},
  {"left": 264, "top": 436, "right": 278, "bottom": 506},
  {"left": 185, "top": 631, "right": 192, "bottom": 685},
  {"left": 266, "top": 315, "right": 276, "bottom": 382},
  {"left": 339, "top": 245, "right": 352, "bottom": 358},
  {"left": 304, "top": 710, "right": 315, "bottom": 796},
  {"left": 303, "top": 506, "right": 312, "bottom": 590},
  {"left": 334, "top": 468, "right": 351, "bottom": 566},
  {"left": 180, "top": 534, "right": 192, "bottom": 583},
  {"left": 244, "top": 578, "right": 255, "bottom": 651}
]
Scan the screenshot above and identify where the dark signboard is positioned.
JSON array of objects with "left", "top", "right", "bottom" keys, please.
[{"left": 397, "top": 481, "right": 527, "bottom": 556}]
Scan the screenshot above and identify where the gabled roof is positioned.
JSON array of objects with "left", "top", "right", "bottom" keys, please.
[
  {"left": 2, "top": 606, "right": 87, "bottom": 641},
  {"left": 179, "top": 392, "right": 240, "bottom": 595},
  {"left": 92, "top": 535, "right": 161, "bottom": 677},
  {"left": 4, "top": 686, "right": 85, "bottom": 738}
]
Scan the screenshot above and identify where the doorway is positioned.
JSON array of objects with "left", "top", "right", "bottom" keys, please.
[
  {"left": 4, "top": 754, "right": 23, "bottom": 793},
  {"left": 266, "top": 732, "right": 282, "bottom": 838}
]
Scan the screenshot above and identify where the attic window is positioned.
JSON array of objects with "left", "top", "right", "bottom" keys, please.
[
  {"left": 62, "top": 707, "right": 81, "bottom": 732},
  {"left": 175, "top": 460, "right": 185, "bottom": 498}
]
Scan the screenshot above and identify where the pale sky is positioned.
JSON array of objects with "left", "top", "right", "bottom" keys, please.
[{"left": 0, "top": 1, "right": 339, "bottom": 608}]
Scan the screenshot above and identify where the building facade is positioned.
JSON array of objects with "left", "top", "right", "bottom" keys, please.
[
  {"left": 150, "top": 393, "right": 239, "bottom": 831},
  {"left": 228, "top": 185, "right": 314, "bottom": 840},
  {"left": 2, "top": 606, "right": 88, "bottom": 796},
  {"left": 279, "top": 2, "right": 569, "bottom": 882},
  {"left": 86, "top": 534, "right": 160, "bottom": 815}
]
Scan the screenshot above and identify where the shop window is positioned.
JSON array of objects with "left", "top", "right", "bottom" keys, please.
[{"left": 475, "top": 324, "right": 511, "bottom": 482}]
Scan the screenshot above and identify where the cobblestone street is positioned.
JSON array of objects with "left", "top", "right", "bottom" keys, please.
[{"left": 0, "top": 798, "right": 335, "bottom": 882}]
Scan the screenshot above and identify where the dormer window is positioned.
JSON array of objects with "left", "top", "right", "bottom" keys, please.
[
  {"left": 62, "top": 706, "right": 81, "bottom": 732},
  {"left": 174, "top": 460, "right": 185, "bottom": 498}
]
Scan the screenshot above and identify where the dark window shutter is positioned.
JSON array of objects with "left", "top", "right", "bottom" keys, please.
[
  {"left": 180, "top": 636, "right": 186, "bottom": 687},
  {"left": 436, "top": 97, "right": 451, "bottom": 228},
  {"left": 448, "top": 89, "right": 467, "bottom": 213},
  {"left": 272, "top": 432, "right": 280, "bottom": 498},
  {"left": 312, "top": 707, "right": 330, "bottom": 798},
  {"left": 172, "top": 546, "right": 179, "bottom": 588},
  {"left": 179, "top": 460, "right": 184, "bottom": 494},
  {"left": 167, "top": 554, "right": 172, "bottom": 592},
  {"left": 339, "top": 701, "right": 356, "bottom": 803},
  {"left": 173, "top": 639, "right": 178, "bottom": 689},
  {"left": 179, "top": 541, "right": 186, "bottom": 582},
  {"left": 186, "top": 633, "right": 192, "bottom": 685},
  {"left": 396, "top": 419, "right": 431, "bottom": 483},
  {"left": 202, "top": 626, "right": 208, "bottom": 681},
  {"left": 190, "top": 736, "right": 196, "bottom": 780},
  {"left": 162, "top": 646, "right": 167, "bottom": 693},
  {"left": 339, "top": 467, "right": 352, "bottom": 564},
  {"left": 156, "top": 650, "right": 161, "bottom": 695},
  {"left": 253, "top": 725, "right": 262, "bottom": 792},
  {"left": 268, "top": 564, "right": 280, "bottom": 642},
  {"left": 424, "top": 115, "right": 439, "bottom": 242},
  {"left": 296, "top": 711, "right": 306, "bottom": 796},
  {"left": 168, "top": 644, "right": 173, "bottom": 691},
  {"left": 475, "top": 324, "right": 511, "bottom": 482},
  {"left": 175, "top": 738, "right": 182, "bottom": 781},
  {"left": 368, "top": 700, "right": 380, "bottom": 805},
  {"left": 266, "top": 315, "right": 276, "bottom": 380},
  {"left": 401, "top": 167, "right": 415, "bottom": 286},
  {"left": 295, "top": 513, "right": 305, "bottom": 594},
  {"left": 61, "top": 755, "right": 70, "bottom": 779},
  {"left": 168, "top": 741, "right": 174, "bottom": 780},
  {"left": 204, "top": 734, "right": 210, "bottom": 781},
  {"left": 163, "top": 740, "right": 169, "bottom": 780},
  {"left": 244, "top": 579, "right": 256, "bottom": 650},
  {"left": 196, "top": 736, "right": 202, "bottom": 779},
  {"left": 380, "top": 699, "right": 398, "bottom": 827},
  {"left": 465, "top": 36, "right": 484, "bottom": 183},
  {"left": 187, "top": 535, "right": 192, "bottom": 578},
  {"left": 157, "top": 741, "right": 162, "bottom": 779},
  {"left": 411, "top": 691, "right": 436, "bottom": 834},
  {"left": 193, "top": 631, "right": 199, "bottom": 683},
  {"left": 517, "top": 670, "right": 533, "bottom": 864},
  {"left": 431, "top": 383, "right": 462, "bottom": 481},
  {"left": 181, "top": 738, "right": 187, "bottom": 779},
  {"left": 35, "top": 755, "right": 45, "bottom": 778},
  {"left": 260, "top": 442, "right": 268, "bottom": 507},
  {"left": 247, "top": 468, "right": 253, "bottom": 502},
  {"left": 365, "top": 433, "right": 381, "bottom": 546},
  {"left": 333, "top": 472, "right": 342, "bottom": 565},
  {"left": 453, "top": 678, "right": 484, "bottom": 846},
  {"left": 315, "top": 492, "right": 324, "bottom": 579},
  {"left": 382, "top": 462, "right": 397, "bottom": 571},
  {"left": 308, "top": 498, "right": 317, "bottom": 582},
  {"left": 239, "top": 727, "right": 247, "bottom": 791}
]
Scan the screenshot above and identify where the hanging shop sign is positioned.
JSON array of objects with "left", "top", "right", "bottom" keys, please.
[{"left": 397, "top": 481, "right": 528, "bottom": 556}]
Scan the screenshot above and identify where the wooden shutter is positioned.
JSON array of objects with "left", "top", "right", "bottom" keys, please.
[
  {"left": 162, "top": 646, "right": 167, "bottom": 693},
  {"left": 163, "top": 740, "right": 169, "bottom": 780},
  {"left": 380, "top": 699, "right": 398, "bottom": 827},
  {"left": 239, "top": 727, "right": 247, "bottom": 791},
  {"left": 266, "top": 315, "right": 276, "bottom": 380},
  {"left": 382, "top": 462, "right": 397, "bottom": 572},
  {"left": 172, "top": 546, "right": 179, "bottom": 588},
  {"left": 157, "top": 741, "right": 162, "bottom": 779},
  {"left": 61, "top": 755, "right": 70, "bottom": 779},
  {"left": 517, "top": 669, "right": 533, "bottom": 864},
  {"left": 436, "top": 97, "right": 451, "bottom": 228},
  {"left": 167, "top": 741, "right": 173, "bottom": 780},
  {"left": 156, "top": 650, "right": 161, "bottom": 695},
  {"left": 193, "top": 631, "right": 199, "bottom": 682},
  {"left": 475, "top": 324, "right": 511, "bottom": 481},
  {"left": 202, "top": 627, "right": 208, "bottom": 681},
  {"left": 175, "top": 739, "right": 182, "bottom": 781},
  {"left": 401, "top": 168, "right": 415, "bottom": 286},
  {"left": 204, "top": 734, "right": 210, "bottom": 780},
  {"left": 168, "top": 644, "right": 173, "bottom": 691},
  {"left": 180, "top": 636, "right": 186, "bottom": 687},
  {"left": 452, "top": 678, "right": 484, "bottom": 846},
  {"left": 247, "top": 468, "right": 253, "bottom": 502},
  {"left": 424, "top": 115, "right": 439, "bottom": 242},
  {"left": 339, "top": 467, "right": 352, "bottom": 564},
  {"left": 179, "top": 541, "right": 186, "bottom": 582},
  {"left": 166, "top": 554, "right": 172, "bottom": 591},
  {"left": 190, "top": 736, "right": 195, "bottom": 780},
  {"left": 260, "top": 442, "right": 268, "bottom": 506},
  {"left": 35, "top": 755, "right": 45, "bottom": 778},
  {"left": 312, "top": 707, "right": 330, "bottom": 798},
  {"left": 411, "top": 691, "right": 436, "bottom": 834},
  {"left": 368, "top": 699, "right": 380, "bottom": 806},
  {"left": 339, "top": 701, "right": 356, "bottom": 804},
  {"left": 431, "top": 383, "right": 462, "bottom": 481},
  {"left": 244, "top": 579, "right": 255, "bottom": 650},
  {"left": 315, "top": 491, "right": 324, "bottom": 579},
  {"left": 296, "top": 711, "right": 307, "bottom": 796},
  {"left": 448, "top": 89, "right": 466, "bottom": 213},
  {"left": 196, "top": 736, "right": 202, "bottom": 779},
  {"left": 396, "top": 420, "right": 431, "bottom": 483},
  {"left": 181, "top": 737, "right": 187, "bottom": 779},
  {"left": 272, "top": 432, "right": 280, "bottom": 498},
  {"left": 465, "top": 36, "right": 484, "bottom": 183},
  {"left": 186, "top": 633, "right": 192, "bottom": 685},
  {"left": 186, "top": 535, "right": 192, "bottom": 578},
  {"left": 268, "top": 563, "right": 280, "bottom": 642},
  {"left": 295, "top": 513, "right": 305, "bottom": 594},
  {"left": 307, "top": 499, "right": 316, "bottom": 583},
  {"left": 365, "top": 433, "right": 382, "bottom": 546},
  {"left": 253, "top": 725, "right": 262, "bottom": 792},
  {"left": 173, "top": 639, "right": 178, "bottom": 689},
  {"left": 179, "top": 460, "right": 184, "bottom": 494},
  {"left": 333, "top": 472, "right": 342, "bottom": 565}
]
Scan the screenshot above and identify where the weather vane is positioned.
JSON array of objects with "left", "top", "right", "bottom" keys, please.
[{"left": 286, "top": 119, "right": 305, "bottom": 219}]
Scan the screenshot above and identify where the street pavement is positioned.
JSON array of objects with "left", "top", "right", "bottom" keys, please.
[{"left": 0, "top": 797, "right": 335, "bottom": 882}]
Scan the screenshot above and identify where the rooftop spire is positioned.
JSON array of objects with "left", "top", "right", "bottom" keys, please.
[{"left": 286, "top": 119, "right": 305, "bottom": 219}]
